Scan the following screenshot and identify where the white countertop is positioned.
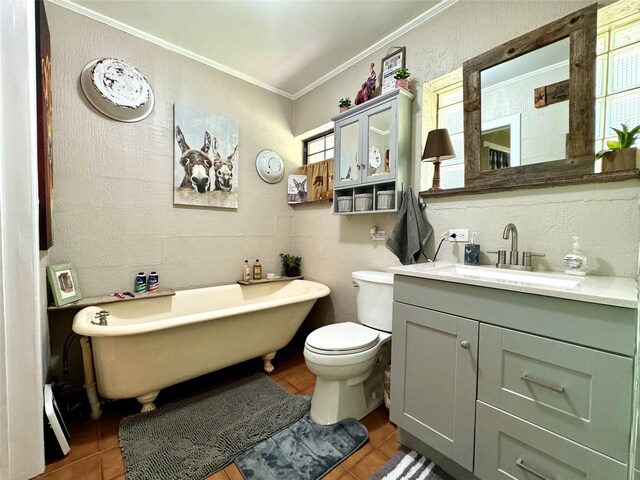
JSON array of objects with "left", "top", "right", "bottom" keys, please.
[{"left": 389, "top": 262, "right": 638, "bottom": 309}]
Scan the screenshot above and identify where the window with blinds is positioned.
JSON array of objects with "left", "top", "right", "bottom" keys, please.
[{"left": 595, "top": 16, "right": 640, "bottom": 166}]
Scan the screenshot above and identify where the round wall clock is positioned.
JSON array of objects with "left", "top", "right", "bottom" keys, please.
[
  {"left": 256, "top": 150, "right": 285, "bottom": 183},
  {"left": 80, "top": 58, "right": 154, "bottom": 122},
  {"left": 369, "top": 146, "right": 382, "bottom": 169}
]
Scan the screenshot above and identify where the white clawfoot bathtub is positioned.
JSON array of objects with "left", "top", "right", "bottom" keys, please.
[{"left": 73, "top": 279, "right": 330, "bottom": 413}]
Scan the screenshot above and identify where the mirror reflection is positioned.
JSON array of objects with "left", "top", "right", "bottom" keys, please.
[
  {"left": 480, "top": 38, "right": 570, "bottom": 171},
  {"left": 339, "top": 122, "right": 358, "bottom": 181},
  {"left": 368, "top": 108, "right": 391, "bottom": 176}
]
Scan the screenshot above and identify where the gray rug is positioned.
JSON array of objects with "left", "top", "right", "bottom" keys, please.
[
  {"left": 235, "top": 412, "right": 368, "bottom": 479},
  {"left": 369, "top": 447, "right": 454, "bottom": 480},
  {"left": 118, "top": 373, "right": 310, "bottom": 480}
]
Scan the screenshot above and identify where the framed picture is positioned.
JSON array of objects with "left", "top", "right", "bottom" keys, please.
[
  {"left": 287, "top": 175, "right": 308, "bottom": 204},
  {"left": 47, "top": 263, "right": 82, "bottom": 306},
  {"left": 36, "top": 0, "right": 53, "bottom": 250},
  {"left": 174, "top": 103, "right": 239, "bottom": 209},
  {"left": 380, "top": 47, "right": 406, "bottom": 95}
]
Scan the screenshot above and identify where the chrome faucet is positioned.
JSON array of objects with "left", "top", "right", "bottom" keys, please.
[
  {"left": 489, "top": 223, "right": 545, "bottom": 271},
  {"left": 503, "top": 223, "right": 519, "bottom": 265}
]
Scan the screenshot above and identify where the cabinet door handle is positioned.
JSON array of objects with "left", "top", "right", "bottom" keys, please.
[
  {"left": 516, "top": 458, "right": 554, "bottom": 480},
  {"left": 520, "top": 373, "right": 565, "bottom": 393},
  {"left": 460, "top": 340, "right": 470, "bottom": 349}
]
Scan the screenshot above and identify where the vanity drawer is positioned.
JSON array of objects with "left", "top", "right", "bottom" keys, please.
[
  {"left": 474, "top": 401, "right": 627, "bottom": 480},
  {"left": 478, "top": 324, "right": 632, "bottom": 462}
]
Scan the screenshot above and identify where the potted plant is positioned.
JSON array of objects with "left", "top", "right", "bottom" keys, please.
[
  {"left": 338, "top": 98, "right": 352, "bottom": 113},
  {"left": 393, "top": 68, "right": 411, "bottom": 90},
  {"left": 280, "top": 253, "right": 302, "bottom": 277},
  {"left": 596, "top": 123, "right": 640, "bottom": 172}
]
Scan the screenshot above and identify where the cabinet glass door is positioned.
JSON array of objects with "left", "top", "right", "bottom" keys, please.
[
  {"left": 363, "top": 103, "right": 396, "bottom": 183},
  {"left": 336, "top": 120, "right": 360, "bottom": 187}
]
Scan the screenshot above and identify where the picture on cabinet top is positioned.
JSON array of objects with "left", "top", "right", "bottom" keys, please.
[{"left": 174, "top": 103, "right": 239, "bottom": 209}]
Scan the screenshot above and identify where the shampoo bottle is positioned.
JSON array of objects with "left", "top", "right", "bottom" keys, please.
[
  {"left": 564, "top": 236, "right": 588, "bottom": 276},
  {"left": 243, "top": 260, "right": 251, "bottom": 282},
  {"left": 253, "top": 259, "right": 262, "bottom": 280}
]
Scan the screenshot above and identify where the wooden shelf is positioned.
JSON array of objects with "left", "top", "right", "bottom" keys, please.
[
  {"left": 47, "top": 288, "right": 175, "bottom": 311},
  {"left": 237, "top": 276, "right": 303, "bottom": 285}
]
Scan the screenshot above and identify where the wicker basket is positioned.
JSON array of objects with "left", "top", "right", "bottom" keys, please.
[
  {"left": 377, "top": 191, "right": 395, "bottom": 210},
  {"left": 354, "top": 193, "right": 373, "bottom": 212},
  {"left": 337, "top": 196, "right": 353, "bottom": 213}
]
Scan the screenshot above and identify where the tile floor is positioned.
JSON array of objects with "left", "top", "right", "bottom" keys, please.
[{"left": 37, "top": 337, "right": 400, "bottom": 480}]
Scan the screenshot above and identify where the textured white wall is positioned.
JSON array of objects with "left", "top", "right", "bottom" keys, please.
[
  {"left": 47, "top": 4, "right": 296, "bottom": 296},
  {"left": 293, "top": 0, "right": 640, "bottom": 327}
]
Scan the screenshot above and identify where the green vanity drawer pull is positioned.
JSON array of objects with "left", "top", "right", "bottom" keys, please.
[
  {"left": 516, "top": 457, "right": 554, "bottom": 480},
  {"left": 520, "top": 372, "right": 565, "bottom": 393}
]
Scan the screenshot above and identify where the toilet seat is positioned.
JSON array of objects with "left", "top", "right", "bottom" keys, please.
[{"left": 305, "top": 322, "right": 379, "bottom": 356}]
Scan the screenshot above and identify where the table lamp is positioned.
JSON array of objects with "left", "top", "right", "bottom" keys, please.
[{"left": 422, "top": 128, "right": 456, "bottom": 191}]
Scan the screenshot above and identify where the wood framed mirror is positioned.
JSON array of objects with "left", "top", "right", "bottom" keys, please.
[{"left": 460, "top": 3, "right": 634, "bottom": 192}]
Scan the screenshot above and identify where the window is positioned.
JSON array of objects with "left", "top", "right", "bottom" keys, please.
[
  {"left": 303, "top": 130, "right": 334, "bottom": 165},
  {"left": 595, "top": 14, "right": 640, "bottom": 165},
  {"left": 422, "top": 70, "right": 464, "bottom": 191}
]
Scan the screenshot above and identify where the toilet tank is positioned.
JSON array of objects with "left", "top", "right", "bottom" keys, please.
[{"left": 352, "top": 271, "right": 394, "bottom": 332}]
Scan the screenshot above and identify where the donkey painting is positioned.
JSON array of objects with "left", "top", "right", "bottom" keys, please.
[
  {"left": 174, "top": 103, "right": 240, "bottom": 208},
  {"left": 287, "top": 175, "right": 307, "bottom": 204},
  {"left": 212, "top": 139, "right": 238, "bottom": 192},
  {"left": 175, "top": 125, "right": 213, "bottom": 193}
]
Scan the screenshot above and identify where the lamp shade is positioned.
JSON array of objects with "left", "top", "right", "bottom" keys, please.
[{"left": 422, "top": 128, "right": 456, "bottom": 162}]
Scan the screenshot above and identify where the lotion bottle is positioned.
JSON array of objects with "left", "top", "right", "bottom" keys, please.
[
  {"left": 243, "top": 260, "right": 251, "bottom": 282},
  {"left": 564, "top": 236, "right": 588, "bottom": 276},
  {"left": 253, "top": 259, "right": 262, "bottom": 280}
]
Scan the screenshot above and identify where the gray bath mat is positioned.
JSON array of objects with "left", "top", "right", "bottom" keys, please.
[
  {"left": 235, "top": 412, "right": 368, "bottom": 479},
  {"left": 118, "top": 373, "right": 310, "bottom": 480},
  {"left": 369, "top": 447, "right": 454, "bottom": 480}
]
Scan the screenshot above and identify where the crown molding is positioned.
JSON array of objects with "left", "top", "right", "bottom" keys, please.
[
  {"left": 47, "top": 0, "right": 457, "bottom": 101},
  {"left": 291, "top": 0, "right": 459, "bottom": 99},
  {"left": 46, "top": 0, "right": 296, "bottom": 99}
]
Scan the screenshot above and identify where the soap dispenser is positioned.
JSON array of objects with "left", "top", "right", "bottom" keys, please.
[{"left": 564, "top": 236, "right": 588, "bottom": 276}]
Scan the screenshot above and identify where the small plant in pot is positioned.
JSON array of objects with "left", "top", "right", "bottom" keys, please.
[
  {"left": 338, "top": 98, "right": 352, "bottom": 113},
  {"left": 596, "top": 123, "right": 640, "bottom": 172},
  {"left": 280, "top": 253, "right": 302, "bottom": 277},
  {"left": 393, "top": 68, "right": 411, "bottom": 90}
]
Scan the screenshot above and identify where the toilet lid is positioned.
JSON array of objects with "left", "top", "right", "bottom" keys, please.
[{"left": 305, "top": 322, "right": 379, "bottom": 354}]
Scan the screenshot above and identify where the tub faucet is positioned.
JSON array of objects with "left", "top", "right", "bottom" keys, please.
[
  {"left": 503, "top": 223, "right": 519, "bottom": 265},
  {"left": 92, "top": 310, "right": 109, "bottom": 326}
]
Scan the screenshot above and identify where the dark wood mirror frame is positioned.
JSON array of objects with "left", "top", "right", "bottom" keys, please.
[{"left": 422, "top": 3, "right": 638, "bottom": 197}]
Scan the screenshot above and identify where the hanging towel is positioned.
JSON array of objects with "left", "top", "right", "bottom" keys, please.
[{"left": 385, "top": 187, "right": 433, "bottom": 265}]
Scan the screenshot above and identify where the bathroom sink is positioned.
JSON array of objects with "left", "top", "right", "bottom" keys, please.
[{"left": 432, "top": 264, "right": 583, "bottom": 288}]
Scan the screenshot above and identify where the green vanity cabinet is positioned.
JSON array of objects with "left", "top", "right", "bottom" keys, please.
[
  {"left": 391, "top": 273, "right": 637, "bottom": 480},
  {"left": 390, "top": 302, "right": 478, "bottom": 471}
]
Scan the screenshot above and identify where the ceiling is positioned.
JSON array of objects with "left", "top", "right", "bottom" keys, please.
[{"left": 55, "top": 0, "right": 443, "bottom": 98}]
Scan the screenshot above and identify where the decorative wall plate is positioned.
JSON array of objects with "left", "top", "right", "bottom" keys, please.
[
  {"left": 80, "top": 58, "right": 154, "bottom": 122},
  {"left": 256, "top": 150, "right": 285, "bottom": 183},
  {"left": 369, "top": 146, "right": 382, "bottom": 168}
]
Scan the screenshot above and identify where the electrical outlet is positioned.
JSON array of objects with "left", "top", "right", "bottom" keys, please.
[{"left": 448, "top": 229, "right": 469, "bottom": 242}]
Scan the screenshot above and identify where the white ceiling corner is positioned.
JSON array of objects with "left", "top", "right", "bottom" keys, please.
[{"left": 47, "top": 0, "right": 457, "bottom": 100}]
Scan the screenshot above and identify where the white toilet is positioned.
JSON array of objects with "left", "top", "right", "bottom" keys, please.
[{"left": 304, "top": 270, "right": 393, "bottom": 425}]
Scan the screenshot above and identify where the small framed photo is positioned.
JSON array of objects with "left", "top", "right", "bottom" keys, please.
[
  {"left": 380, "top": 47, "right": 406, "bottom": 95},
  {"left": 47, "top": 263, "right": 82, "bottom": 306},
  {"left": 287, "top": 174, "right": 308, "bottom": 204}
]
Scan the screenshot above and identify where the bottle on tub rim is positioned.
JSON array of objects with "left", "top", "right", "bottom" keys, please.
[
  {"left": 148, "top": 271, "right": 159, "bottom": 292},
  {"left": 134, "top": 272, "right": 147, "bottom": 293},
  {"left": 243, "top": 260, "right": 251, "bottom": 282},
  {"left": 253, "top": 259, "right": 262, "bottom": 280}
]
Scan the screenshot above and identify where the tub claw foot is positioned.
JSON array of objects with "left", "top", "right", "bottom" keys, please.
[
  {"left": 262, "top": 352, "right": 277, "bottom": 373},
  {"left": 136, "top": 391, "right": 160, "bottom": 413}
]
